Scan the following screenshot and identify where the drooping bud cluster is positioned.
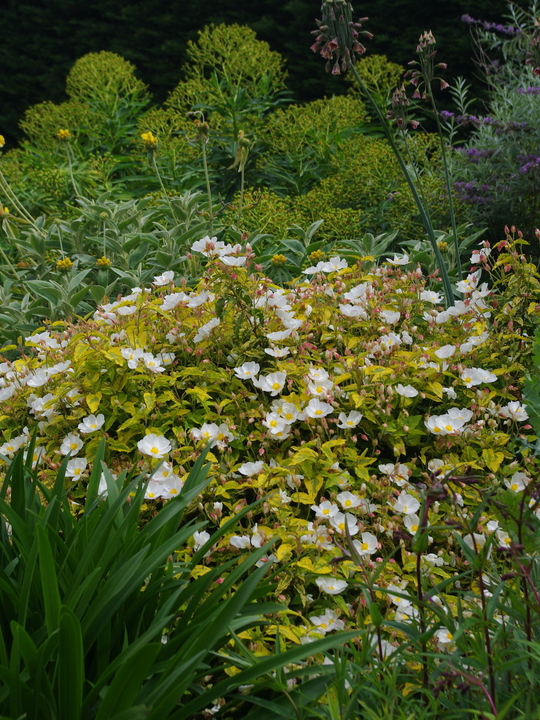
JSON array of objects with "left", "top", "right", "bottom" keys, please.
[
  {"left": 407, "top": 30, "right": 449, "bottom": 99},
  {"left": 311, "top": 0, "right": 373, "bottom": 75},
  {"left": 525, "top": 18, "right": 540, "bottom": 76},
  {"left": 387, "top": 85, "right": 420, "bottom": 130}
]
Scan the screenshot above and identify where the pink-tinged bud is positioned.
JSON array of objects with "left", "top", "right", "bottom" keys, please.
[{"left": 440, "top": 80, "right": 450, "bottom": 90}]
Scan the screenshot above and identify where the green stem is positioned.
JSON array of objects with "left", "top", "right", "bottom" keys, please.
[
  {"left": 429, "top": 94, "right": 462, "bottom": 280},
  {"left": 152, "top": 153, "right": 178, "bottom": 224},
  {"left": 349, "top": 63, "right": 454, "bottom": 306},
  {"left": 237, "top": 163, "right": 245, "bottom": 227},
  {"left": 200, "top": 139, "right": 214, "bottom": 237},
  {"left": 64, "top": 143, "right": 80, "bottom": 199},
  {"left": 0, "top": 170, "right": 45, "bottom": 236}
]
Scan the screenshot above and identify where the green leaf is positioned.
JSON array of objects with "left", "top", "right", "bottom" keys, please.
[
  {"left": 36, "top": 525, "right": 61, "bottom": 633},
  {"left": 58, "top": 608, "right": 84, "bottom": 720}
]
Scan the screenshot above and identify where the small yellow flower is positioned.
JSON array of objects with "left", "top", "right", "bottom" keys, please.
[
  {"left": 0, "top": 135, "right": 5, "bottom": 148},
  {"left": 309, "top": 249, "right": 326, "bottom": 263},
  {"left": 438, "top": 241, "right": 448, "bottom": 252},
  {"left": 57, "top": 129, "right": 71, "bottom": 141},
  {"left": 96, "top": 256, "right": 112, "bottom": 268},
  {"left": 270, "top": 254, "right": 287, "bottom": 267},
  {"left": 56, "top": 257, "right": 73, "bottom": 271},
  {"left": 0, "top": 206, "right": 9, "bottom": 216},
  {"left": 141, "top": 131, "right": 158, "bottom": 148}
]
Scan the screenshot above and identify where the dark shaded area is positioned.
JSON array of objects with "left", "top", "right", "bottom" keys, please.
[{"left": 1, "top": 0, "right": 509, "bottom": 146}]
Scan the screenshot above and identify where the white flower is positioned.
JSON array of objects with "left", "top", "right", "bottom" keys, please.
[
  {"left": 262, "top": 412, "right": 289, "bottom": 435},
  {"left": 504, "top": 471, "right": 531, "bottom": 493},
  {"left": 386, "top": 254, "right": 409, "bottom": 266},
  {"left": 463, "top": 532, "right": 487, "bottom": 552},
  {"left": 137, "top": 434, "right": 172, "bottom": 458},
  {"left": 315, "top": 577, "right": 348, "bottom": 595},
  {"left": 266, "top": 328, "right": 293, "bottom": 341},
  {"left": 470, "top": 247, "right": 491, "bottom": 264},
  {"left": 455, "top": 270, "right": 481, "bottom": 294},
  {"left": 321, "top": 256, "right": 348, "bottom": 272},
  {"left": 404, "top": 513, "right": 420, "bottom": 534},
  {"left": 352, "top": 532, "right": 378, "bottom": 556},
  {"left": 230, "top": 535, "right": 251, "bottom": 549},
  {"left": 257, "top": 371, "right": 287, "bottom": 396},
  {"left": 434, "top": 345, "right": 456, "bottom": 359},
  {"left": 436, "top": 628, "right": 455, "bottom": 650},
  {"left": 305, "top": 399, "right": 333, "bottom": 418},
  {"left": 152, "top": 461, "right": 175, "bottom": 482},
  {"left": 191, "top": 236, "right": 224, "bottom": 256},
  {"left": 424, "top": 413, "right": 467, "bottom": 436},
  {"left": 0, "top": 384, "right": 16, "bottom": 402},
  {"left": 116, "top": 305, "right": 137, "bottom": 316},
  {"left": 309, "top": 608, "right": 345, "bottom": 633},
  {"left": 272, "top": 400, "right": 304, "bottom": 423},
  {"left": 496, "top": 530, "right": 513, "bottom": 548},
  {"left": 219, "top": 255, "right": 247, "bottom": 266},
  {"left": 238, "top": 461, "right": 265, "bottom": 476},
  {"left": 337, "top": 410, "right": 363, "bottom": 428},
  {"left": 307, "top": 378, "right": 334, "bottom": 396},
  {"left": 193, "top": 530, "right": 211, "bottom": 550},
  {"left": 145, "top": 479, "right": 165, "bottom": 500},
  {"left": 391, "top": 491, "right": 420, "bottom": 514},
  {"left": 193, "top": 317, "right": 220, "bottom": 343},
  {"left": 336, "top": 491, "right": 362, "bottom": 509},
  {"left": 421, "top": 553, "right": 444, "bottom": 567},
  {"left": 142, "top": 353, "right": 165, "bottom": 373},
  {"left": 160, "top": 475, "right": 184, "bottom": 497},
  {"left": 395, "top": 384, "right": 418, "bottom": 398},
  {"left": 60, "top": 434, "right": 84, "bottom": 456},
  {"left": 420, "top": 290, "right": 444, "bottom": 304},
  {"left": 311, "top": 500, "right": 340, "bottom": 519},
  {"left": 161, "top": 292, "right": 188, "bottom": 310},
  {"left": 264, "top": 346, "right": 290, "bottom": 357},
  {"left": 78, "top": 414, "right": 105, "bottom": 433},
  {"left": 460, "top": 367, "right": 497, "bottom": 388},
  {"left": 339, "top": 304, "right": 368, "bottom": 319},
  {"left": 121, "top": 347, "right": 145, "bottom": 368},
  {"left": 233, "top": 362, "right": 260, "bottom": 380},
  {"left": 499, "top": 401, "right": 528, "bottom": 422},
  {"left": 153, "top": 270, "right": 175, "bottom": 286},
  {"left": 277, "top": 489, "right": 291, "bottom": 504},
  {"left": 308, "top": 367, "right": 329, "bottom": 382},
  {"left": 380, "top": 310, "right": 400, "bottom": 324},
  {"left": 65, "top": 457, "right": 88, "bottom": 478},
  {"left": 329, "top": 511, "right": 359, "bottom": 536},
  {"left": 26, "top": 369, "right": 50, "bottom": 388}
]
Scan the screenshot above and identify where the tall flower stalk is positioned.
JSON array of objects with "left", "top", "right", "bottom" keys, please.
[{"left": 311, "top": 0, "right": 455, "bottom": 305}]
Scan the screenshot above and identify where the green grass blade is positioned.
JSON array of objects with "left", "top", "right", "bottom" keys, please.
[
  {"left": 58, "top": 607, "right": 84, "bottom": 720},
  {"left": 36, "top": 525, "right": 61, "bottom": 633}
]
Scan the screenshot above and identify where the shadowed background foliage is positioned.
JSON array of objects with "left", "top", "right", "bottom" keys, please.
[{"left": 1, "top": 0, "right": 508, "bottom": 146}]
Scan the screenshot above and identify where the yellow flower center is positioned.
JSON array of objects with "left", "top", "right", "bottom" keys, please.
[
  {"left": 361, "top": 542, "right": 369, "bottom": 551},
  {"left": 151, "top": 447, "right": 159, "bottom": 455}
]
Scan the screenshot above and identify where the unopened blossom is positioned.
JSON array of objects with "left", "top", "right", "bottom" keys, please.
[
  {"left": 311, "top": 500, "right": 340, "bottom": 519},
  {"left": 330, "top": 511, "right": 359, "bottom": 536},
  {"left": 78, "top": 414, "right": 105, "bottom": 434},
  {"left": 461, "top": 367, "right": 497, "bottom": 387},
  {"left": 352, "top": 531, "right": 378, "bottom": 556},
  {"left": 391, "top": 491, "right": 421, "bottom": 514},
  {"left": 138, "top": 433, "right": 172, "bottom": 458},
  {"left": 337, "top": 410, "right": 363, "bottom": 428},
  {"left": 60, "top": 434, "right": 84, "bottom": 456},
  {"left": 499, "top": 401, "right": 529, "bottom": 421},
  {"left": 238, "top": 460, "right": 265, "bottom": 476},
  {"left": 305, "top": 398, "right": 333, "bottom": 418},
  {"left": 315, "top": 577, "right": 348, "bottom": 595},
  {"left": 395, "top": 384, "right": 418, "bottom": 398},
  {"left": 257, "top": 371, "right": 287, "bottom": 396},
  {"left": 65, "top": 457, "right": 88, "bottom": 479},
  {"left": 153, "top": 270, "right": 175, "bottom": 286},
  {"left": 309, "top": 608, "right": 345, "bottom": 634},
  {"left": 505, "top": 471, "right": 531, "bottom": 493}
]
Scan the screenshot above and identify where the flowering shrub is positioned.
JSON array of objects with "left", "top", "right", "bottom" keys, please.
[{"left": 0, "top": 231, "right": 538, "bottom": 675}]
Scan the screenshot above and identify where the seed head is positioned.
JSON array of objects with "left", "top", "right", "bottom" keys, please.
[{"left": 311, "top": 0, "right": 373, "bottom": 75}]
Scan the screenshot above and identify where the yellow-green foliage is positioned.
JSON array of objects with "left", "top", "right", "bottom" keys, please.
[
  {"left": 166, "top": 24, "right": 287, "bottom": 115},
  {"left": 65, "top": 51, "right": 150, "bottom": 104},
  {"left": 225, "top": 188, "right": 295, "bottom": 236},
  {"left": 19, "top": 100, "right": 95, "bottom": 150},
  {"left": 346, "top": 53, "right": 405, "bottom": 98},
  {"left": 260, "top": 94, "right": 369, "bottom": 159},
  {"left": 136, "top": 108, "right": 199, "bottom": 164},
  {"left": 0, "top": 236, "right": 538, "bottom": 650}
]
